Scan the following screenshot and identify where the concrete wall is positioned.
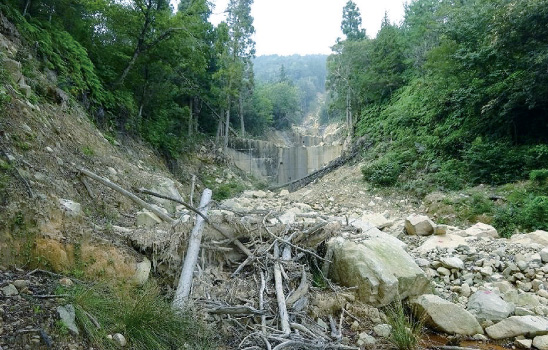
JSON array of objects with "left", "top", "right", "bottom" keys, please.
[{"left": 228, "top": 129, "right": 344, "bottom": 185}]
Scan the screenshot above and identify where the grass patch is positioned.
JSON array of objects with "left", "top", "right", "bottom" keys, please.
[
  {"left": 385, "top": 299, "right": 423, "bottom": 350},
  {"left": 62, "top": 282, "right": 217, "bottom": 350}
]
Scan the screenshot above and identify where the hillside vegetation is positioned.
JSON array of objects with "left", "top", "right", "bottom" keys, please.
[{"left": 327, "top": 0, "right": 548, "bottom": 235}]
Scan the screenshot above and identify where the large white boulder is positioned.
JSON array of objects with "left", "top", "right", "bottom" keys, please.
[
  {"left": 467, "top": 290, "right": 515, "bottom": 322},
  {"left": 327, "top": 237, "right": 431, "bottom": 306},
  {"left": 411, "top": 294, "right": 483, "bottom": 336},
  {"left": 485, "top": 316, "right": 548, "bottom": 339}
]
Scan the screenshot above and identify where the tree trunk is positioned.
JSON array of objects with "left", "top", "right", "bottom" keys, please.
[
  {"left": 224, "top": 103, "right": 230, "bottom": 150},
  {"left": 23, "top": 0, "right": 31, "bottom": 16},
  {"left": 239, "top": 95, "right": 245, "bottom": 137},
  {"left": 188, "top": 99, "right": 193, "bottom": 137},
  {"left": 173, "top": 189, "right": 212, "bottom": 310}
]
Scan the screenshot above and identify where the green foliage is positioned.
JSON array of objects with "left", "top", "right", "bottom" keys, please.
[
  {"left": 330, "top": 0, "right": 548, "bottom": 191},
  {"left": 65, "top": 282, "right": 216, "bottom": 350},
  {"left": 385, "top": 299, "right": 423, "bottom": 350},
  {"left": 361, "top": 155, "right": 403, "bottom": 187},
  {"left": 81, "top": 146, "right": 95, "bottom": 157},
  {"left": 530, "top": 169, "right": 548, "bottom": 184}
]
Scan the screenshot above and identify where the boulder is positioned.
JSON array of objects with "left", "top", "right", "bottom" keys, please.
[
  {"left": 467, "top": 290, "right": 515, "bottom": 322},
  {"left": 515, "top": 338, "right": 533, "bottom": 349},
  {"left": 361, "top": 213, "right": 392, "bottom": 229},
  {"left": 415, "top": 234, "right": 469, "bottom": 254},
  {"left": 540, "top": 248, "right": 548, "bottom": 263},
  {"left": 136, "top": 210, "right": 162, "bottom": 227},
  {"left": 349, "top": 221, "right": 407, "bottom": 250},
  {"left": 485, "top": 316, "right": 548, "bottom": 339},
  {"left": 510, "top": 230, "right": 548, "bottom": 247},
  {"left": 59, "top": 198, "right": 82, "bottom": 217},
  {"left": 457, "top": 223, "right": 498, "bottom": 238},
  {"left": 150, "top": 176, "right": 184, "bottom": 213},
  {"left": 133, "top": 257, "right": 151, "bottom": 286},
  {"left": 1, "top": 284, "right": 18, "bottom": 296},
  {"left": 533, "top": 335, "right": 548, "bottom": 350},
  {"left": 440, "top": 256, "right": 464, "bottom": 270},
  {"left": 411, "top": 294, "right": 483, "bottom": 335},
  {"left": 405, "top": 214, "right": 435, "bottom": 236},
  {"left": 327, "top": 237, "right": 431, "bottom": 306}
]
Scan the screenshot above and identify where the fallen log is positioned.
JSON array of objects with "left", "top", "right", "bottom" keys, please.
[
  {"left": 173, "top": 189, "right": 212, "bottom": 310},
  {"left": 75, "top": 166, "right": 175, "bottom": 224},
  {"left": 273, "top": 242, "right": 290, "bottom": 336}
]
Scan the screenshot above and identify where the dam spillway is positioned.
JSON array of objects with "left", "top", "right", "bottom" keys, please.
[{"left": 227, "top": 127, "right": 344, "bottom": 185}]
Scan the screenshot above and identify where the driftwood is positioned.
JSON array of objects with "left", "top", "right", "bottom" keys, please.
[
  {"left": 273, "top": 241, "right": 290, "bottom": 336},
  {"left": 173, "top": 189, "right": 212, "bottom": 310},
  {"left": 205, "top": 305, "right": 265, "bottom": 315},
  {"left": 75, "top": 166, "right": 175, "bottom": 224}
]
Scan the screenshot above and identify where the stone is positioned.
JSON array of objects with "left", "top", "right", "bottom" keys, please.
[
  {"left": 279, "top": 189, "right": 290, "bottom": 197},
  {"left": 373, "top": 324, "right": 392, "bottom": 338},
  {"left": 485, "top": 316, "right": 548, "bottom": 339},
  {"left": 510, "top": 230, "right": 548, "bottom": 247},
  {"left": 150, "top": 176, "right": 184, "bottom": 213},
  {"left": 3, "top": 58, "right": 23, "bottom": 83},
  {"left": 459, "top": 223, "right": 498, "bottom": 238},
  {"left": 541, "top": 248, "right": 548, "bottom": 264},
  {"left": 59, "top": 198, "right": 82, "bottom": 217},
  {"left": 1, "top": 284, "right": 18, "bottom": 296},
  {"left": 515, "top": 307, "right": 535, "bottom": 316},
  {"left": 133, "top": 257, "right": 151, "bottom": 286},
  {"left": 12, "top": 280, "right": 29, "bottom": 290},
  {"left": 440, "top": 257, "right": 464, "bottom": 270},
  {"left": 515, "top": 338, "right": 533, "bottom": 349},
  {"left": 415, "top": 234, "right": 469, "bottom": 254},
  {"left": 348, "top": 221, "right": 407, "bottom": 249},
  {"left": 357, "top": 332, "right": 376, "bottom": 346},
  {"left": 327, "top": 237, "right": 431, "bottom": 306},
  {"left": 405, "top": 214, "right": 435, "bottom": 236},
  {"left": 411, "top": 294, "right": 483, "bottom": 335},
  {"left": 533, "top": 335, "right": 548, "bottom": 350},
  {"left": 467, "top": 290, "right": 515, "bottom": 322},
  {"left": 57, "top": 304, "right": 79, "bottom": 335},
  {"left": 59, "top": 277, "right": 73, "bottom": 287},
  {"left": 113, "top": 333, "right": 127, "bottom": 347},
  {"left": 361, "top": 213, "right": 392, "bottom": 229},
  {"left": 136, "top": 210, "right": 162, "bottom": 228}
]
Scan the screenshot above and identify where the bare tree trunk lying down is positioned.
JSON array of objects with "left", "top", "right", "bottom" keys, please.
[{"left": 173, "top": 188, "right": 212, "bottom": 310}]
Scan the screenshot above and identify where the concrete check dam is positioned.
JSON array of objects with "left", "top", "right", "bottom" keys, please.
[{"left": 227, "top": 127, "right": 345, "bottom": 185}]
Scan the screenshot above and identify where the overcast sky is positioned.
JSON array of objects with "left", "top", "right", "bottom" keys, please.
[
  {"left": 210, "top": 0, "right": 404, "bottom": 56},
  {"left": 174, "top": 0, "right": 407, "bottom": 56}
]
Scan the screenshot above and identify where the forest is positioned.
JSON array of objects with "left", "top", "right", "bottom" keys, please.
[
  {"left": 1, "top": 0, "right": 547, "bottom": 192},
  {"left": 0, "top": 0, "right": 312, "bottom": 158},
  {"left": 327, "top": 0, "right": 548, "bottom": 190}
]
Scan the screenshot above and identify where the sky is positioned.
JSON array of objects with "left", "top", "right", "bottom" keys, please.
[
  {"left": 171, "top": 0, "right": 405, "bottom": 56},
  {"left": 174, "top": 0, "right": 407, "bottom": 56}
]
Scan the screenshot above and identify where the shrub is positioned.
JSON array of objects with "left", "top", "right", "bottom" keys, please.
[
  {"left": 385, "top": 299, "right": 423, "bottom": 350},
  {"left": 530, "top": 169, "right": 548, "bottom": 184},
  {"left": 66, "top": 282, "right": 217, "bottom": 350},
  {"left": 522, "top": 196, "right": 548, "bottom": 232},
  {"left": 362, "top": 155, "right": 403, "bottom": 186}
]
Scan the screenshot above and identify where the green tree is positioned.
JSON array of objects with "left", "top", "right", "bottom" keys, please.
[{"left": 341, "top": 0, "right": 366, "bottom": 41}]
